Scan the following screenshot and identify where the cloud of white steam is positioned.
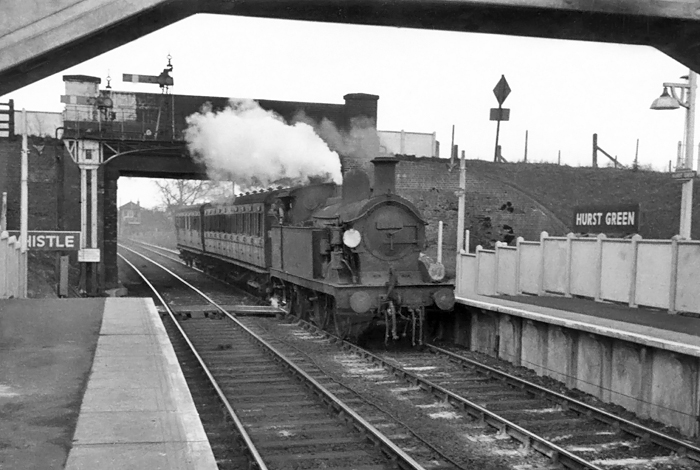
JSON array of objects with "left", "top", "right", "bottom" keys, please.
[
  {"left": 185, "top": 100, "right": 342, "bottom": 189},
  {"left": 293, "top": 113, "right": 383, "bottom": 168}
]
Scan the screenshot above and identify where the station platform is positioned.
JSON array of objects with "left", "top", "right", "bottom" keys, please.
[
  {"left": 456, "top": 293, "right": 700, "bottom": 357},
  {"left": 0, "top": 297, "right": 217, "bottom": 470}
]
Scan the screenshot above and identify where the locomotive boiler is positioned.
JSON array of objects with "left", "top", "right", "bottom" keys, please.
[{"left": 175, "top": 156, "right": 455, "bottom": 342}]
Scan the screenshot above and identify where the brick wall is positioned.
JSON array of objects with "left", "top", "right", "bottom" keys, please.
[
  {"left": 0, "top": 137, "right": 82, "bottom": 232},
  {"left": 393, "top": 156, "right": 567, "bottom": 259},
  {"left": 0, "top": 137, "right": 83, "bottom": 291}
]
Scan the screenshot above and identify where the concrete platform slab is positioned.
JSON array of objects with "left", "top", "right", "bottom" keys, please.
[
  {"left": 457, "top": 293, "right": 700, "bottom": 357},
  {"left": 0, "top": 298, "right": 104, "bottom": 470},
  {"left": 64, "top": 298, "right": 216, "bottom": 470},
  {"left": 456, "top": 293, "right": 700, "bottom": 436},
  {"left": 65, "top": 442, "right": 216, "bottom": 470}
]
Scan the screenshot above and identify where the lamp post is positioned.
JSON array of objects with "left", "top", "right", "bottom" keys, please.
[{"left": 650, "top": 69, "right": 697, "bottom": 239}]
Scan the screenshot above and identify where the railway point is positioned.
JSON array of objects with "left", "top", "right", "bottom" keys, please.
[{"left": 0, "top": 297, "right": 217, "bottom": 469}]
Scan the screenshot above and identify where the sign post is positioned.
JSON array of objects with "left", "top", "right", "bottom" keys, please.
[{"left": 491, "top": 75, "right": 511, "bottom": 163}]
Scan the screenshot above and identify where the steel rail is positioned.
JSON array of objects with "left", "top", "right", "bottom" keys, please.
[
  {"left": 428, "top": 344, "right": 700, "bottom": 462},
  {"left": 290, "top": 320, "right": 603, "bottom": 470},
  {"left": 123, "top": 239, "right": 258, "bottom": 302},
  {"left": 117, "top": 252, "right": 268, "bottom": 470},
  {"left": 129, "top": 238, "right": 180, "bottom": 255},
  {"left": 119, "top": 243, "right": 428, "bottom": 470}
]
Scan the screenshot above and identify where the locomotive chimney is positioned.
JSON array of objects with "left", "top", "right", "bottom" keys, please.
[{"left": 371, "top": 156, "right": 399, "bottom": 196}]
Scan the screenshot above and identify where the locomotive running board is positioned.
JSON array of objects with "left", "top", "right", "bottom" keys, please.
[{"left": 166, "top": 304, "right": 285, "bottom": 317}]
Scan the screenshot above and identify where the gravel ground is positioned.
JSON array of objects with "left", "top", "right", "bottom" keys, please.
[
  {"left": 245, "top": 317, "right": 555, "bottom": 470},
  {"left": 433, "top": 341, "right": 700, "bottom": 448}
]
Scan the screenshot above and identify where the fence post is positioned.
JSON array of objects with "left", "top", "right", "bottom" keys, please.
[
  {"left": 594, "top": 233, "right": 607, "bottom": 302},
  {"left": 565, "top": 232, "right": 575, "bottom": 298},
  {"left": 538, "top": 231, "right": 548, "bottom": 296},
  {"left": 494, "top": 241, "right": 502, "bottom": 294},
  {"left": 0, "top": 233, "right": 7, "bottom": 298},
  {"left": 475, "top": 245, "right": 483, "bottom": 295},
  {"left": 8, "top": 236, "right": 18, "bottom": 297},
  {"left": 628, "top": 234, "right": 642, "bottom": 308},
  {"left": 0, "top": 192, "right": 6, "bottom": 231},
  {"left": 437, "top": 221, "right": 443, "bottom": 265},
  {"left": 669, "top": 236, "right": 680, "bottom": 314},
  {"left": 515, "top": 236, "right": 524, "bottom": 294}
]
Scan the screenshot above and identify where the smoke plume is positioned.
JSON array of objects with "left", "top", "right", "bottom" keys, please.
[
  {"left": 185, "top": 100, "right": 342, "bottom": 189},
  {"left": 293, "top": 113, "right": 383, "bottom": 169}
]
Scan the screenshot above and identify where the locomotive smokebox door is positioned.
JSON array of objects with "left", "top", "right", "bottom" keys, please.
[{"left": 365, "top": 207, "right": 421, "bottom": 260}]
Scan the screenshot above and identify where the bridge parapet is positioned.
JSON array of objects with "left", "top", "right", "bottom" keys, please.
[{"left": 62, "top": 75, "right": 183, "bottom": 143}]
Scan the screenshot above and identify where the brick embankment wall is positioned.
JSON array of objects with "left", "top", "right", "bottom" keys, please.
[
  {"left": 468, "top": 161, "right": 697, "bottom": 240},
  {"left": 0, "top": 137, "right": 83, "bottom": 294},
  {"left": 394, "top": 156, "right": 567, "bottom": 257}
]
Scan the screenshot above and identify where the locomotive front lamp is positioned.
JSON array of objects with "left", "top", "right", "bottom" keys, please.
[
  {"left": 343, "top": 229, "right": 362, "bottom": 248},
  {"left": 650, "top": 69, "right": 697, "bottom": 239}
]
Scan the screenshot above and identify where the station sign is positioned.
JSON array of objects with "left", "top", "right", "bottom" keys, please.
[
  {"left": 671, "top": 170, "right": 697, "bottom": 180},
  {"left": 573, "top": 204, "right": 640, "bottom": 233},
  {"left": 493, "top": 75, "right": 511, "bottom": 105},
  {"left": 7, "top": 231, "right": 81, "bottom": 251},
  {"left": 489, "top": 108, "right": 510, "bottom": 121},
  {"left": 78, "top": 248, "right": 101, "bottom": 263}
]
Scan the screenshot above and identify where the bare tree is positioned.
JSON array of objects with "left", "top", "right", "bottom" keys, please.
[{"left": 154, "top": 179, "right": 234, "bottom": 210}]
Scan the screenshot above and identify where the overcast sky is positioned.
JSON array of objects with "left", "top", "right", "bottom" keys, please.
[{"left": 1, "top": 14, "right": 691, "bottom": 207}]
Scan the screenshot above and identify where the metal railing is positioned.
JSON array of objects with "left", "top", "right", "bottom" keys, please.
[{"left": 61, "top": 107, "right": 184, "bottom": 142}]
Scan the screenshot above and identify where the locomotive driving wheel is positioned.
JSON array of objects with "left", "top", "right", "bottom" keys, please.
[
  {"left": 293, "top": 288, "right": 309, "bottom": 321},
  {"left": 311, "top": 294, "right": 332, "bottom": 330}
]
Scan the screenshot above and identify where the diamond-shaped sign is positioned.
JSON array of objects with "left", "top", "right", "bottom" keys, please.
[{"left": 493, "top": 75, "right": 511, "bottom": 105}]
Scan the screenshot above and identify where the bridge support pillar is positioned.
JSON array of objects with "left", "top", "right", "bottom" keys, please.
[{"left": 103, "top": 167, "right": 119, "bottom": 290}]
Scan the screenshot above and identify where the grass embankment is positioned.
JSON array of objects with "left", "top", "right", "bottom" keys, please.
[{"left": 467, "top": 161, "right": 697, "bottom": 239}]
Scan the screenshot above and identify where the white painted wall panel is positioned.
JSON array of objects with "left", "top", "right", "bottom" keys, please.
[
  {"left": 600, "top": 240, "right": 633, "bottom": 303},
  {"left": 635, "top": 242, "right": 672, "bottom": 309},
  {"left": 477, "top": 251, "right": 496, "bottom": 296},
  {"left": 543, "top": 238, "right": 567, "bottom": 294},
  {"left": 497, "top": 248, "right": 517, "bottom": 295},
  {"left": 519, "top": 243, "right": 540, "bottom": 294},
  {"left": 569, "top": 238, "right": 597, "bottom": 298},
  {"left": 675, "top": 243, "right": 700, "bottom": 314},
  {"left": 456, "top": 254, "right": 477, "bottom": 297}
]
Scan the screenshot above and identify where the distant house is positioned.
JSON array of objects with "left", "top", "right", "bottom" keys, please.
[{"left": 118, "top": 201, "right": 142, "bottom": 236}]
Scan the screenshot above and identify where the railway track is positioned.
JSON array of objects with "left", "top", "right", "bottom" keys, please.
[
  {"left": 309, "top": 335, "right": 700, "bottom": 469},
  {"left": 123, "top": 240, "right": 700, "bottom": 469},
  {"left": 118, "top": 243, "right": 459, "bottom": 470}
]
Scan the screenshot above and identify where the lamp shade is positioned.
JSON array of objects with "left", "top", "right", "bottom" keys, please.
[{"left": 650, "top": 87, "right": 681, "bottom": 110}]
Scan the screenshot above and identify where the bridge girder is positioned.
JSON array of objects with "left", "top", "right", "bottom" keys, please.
[{"left": 2, "top": 0, "right": 700, "bottom": 96}]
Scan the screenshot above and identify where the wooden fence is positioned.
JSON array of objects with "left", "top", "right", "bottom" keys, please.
[{"left": 0, "top": 231, "right": 27, "bottom": 298}]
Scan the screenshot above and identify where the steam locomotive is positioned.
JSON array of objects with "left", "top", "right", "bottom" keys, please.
[{"left": 174, "top": 157, "right": 455, "bottom": 342}]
